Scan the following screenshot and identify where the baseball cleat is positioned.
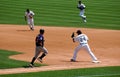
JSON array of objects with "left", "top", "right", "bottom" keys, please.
[
  {"left": 92, "top": 60, "right": 101, "bottom": 63},
  {"left": 30, "top": 28, "right": 34, "bottom": 31},
  {"left": 29, "top": 64, "right": 34, "bottom": 68},
  {"left": 70, "top": 59, "right": 76, "bottom": 62},
  {"left": 84, "top": 20, "right": 87, "bottom": 23},
  {"left": 37, "top": 58, "right": 43, "bottom": 63}
]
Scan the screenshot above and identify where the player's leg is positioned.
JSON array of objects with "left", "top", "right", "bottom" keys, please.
[
  {"left": 38, "top": 47, "right": 48, "bottom": 63},
  {"left": 30, "top": 19, "right": 34, "bottom": 30},
  {"left": 30, "top": 46, "right": 41, "bottom": 65},
  {"left": 85, "top": 44, "right": 98, "bottom": 61},
  {"left": 79, "top": 10, "right": 87, "bottom": 22},
  {"left": 71, "top": 45, "right": 82, "bottom": 61},
  {"left": 27, "top": 19, "right": 32, "bottom": 30},
  {"left": 40, "top": 47, "right": 48, "bottom": 59}
]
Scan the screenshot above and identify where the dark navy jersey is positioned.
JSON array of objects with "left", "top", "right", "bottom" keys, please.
[{"left": 35, "top": 34, "right": 44, "bottom": 47}]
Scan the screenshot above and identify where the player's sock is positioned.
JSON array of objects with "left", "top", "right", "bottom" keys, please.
[
  {"left": 31, "top": 57, "right": 36, "bottom": 65},
  {"left": 39, "top": 53, "right": 46, "bottom": 59}
]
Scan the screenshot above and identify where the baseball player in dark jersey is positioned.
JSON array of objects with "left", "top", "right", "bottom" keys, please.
[{"left": 29, "top": 29, "right": 48, "bottom": 67}]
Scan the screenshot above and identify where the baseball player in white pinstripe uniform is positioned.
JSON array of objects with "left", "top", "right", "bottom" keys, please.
[
  {"left": 25, "top": 9, "right": 35, "bottom": 30},
  {"left": 77, "top": 1, "right": 87, "bottom": 22},
  {"left": 71, "top": 30, "right": 100, "bottom": 63}
]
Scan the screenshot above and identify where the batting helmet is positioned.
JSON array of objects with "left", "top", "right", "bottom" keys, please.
[
  {"left": 76, "top": 30, "right": 82, "bottom": 35},
  {"left": 40, "top": 29, "right": 44, "bottom": 34}
]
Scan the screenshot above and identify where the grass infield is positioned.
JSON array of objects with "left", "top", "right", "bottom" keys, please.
[
  {"left": 0, "top": 49, "right": 43, "bottom": 69},
  {"left": 0, "top": 0, "right": 120, "bottom": 30}
]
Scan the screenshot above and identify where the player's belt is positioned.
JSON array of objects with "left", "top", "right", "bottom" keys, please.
[{"left": 80, "top": 43, "right": 87, "bottom": 45}]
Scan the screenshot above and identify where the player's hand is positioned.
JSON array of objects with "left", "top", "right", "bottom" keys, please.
[{"left": 29, "top": 15, "right": 33, "bottom": 18}]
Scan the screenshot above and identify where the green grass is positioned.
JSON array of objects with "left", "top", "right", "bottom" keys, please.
[
  {"left": 0, "top": 0, "right": 120, "bottom": 30},
  {"left": 0, "top": 49, "right": 42, "bottom": 69},
  {"left": 0, "top": 66, "right": 120, "bottom": 77}
]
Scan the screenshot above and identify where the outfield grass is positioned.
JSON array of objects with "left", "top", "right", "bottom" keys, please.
[
  {"left": 0, "top": 0, "right": 120, "bottom": 30},
  {"left": 0, "top": 49, "right": 42, "bottom": 69},
  {"left": 0, "top": 66, "right": 120, "bottom": 77}
]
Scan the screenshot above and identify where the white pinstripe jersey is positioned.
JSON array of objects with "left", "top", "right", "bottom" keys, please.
[{"left": 74, "top": 34, "right": 88, "bottom": 44}]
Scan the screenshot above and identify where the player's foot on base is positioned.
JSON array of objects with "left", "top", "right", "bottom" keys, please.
[
  {"left": 37, "top": 58, "right": 43, "bottom": 63},
  {"left": 92, "top": 60, "right": 101, "bottom": 63},
  {"left": 70, "top": 59, "right": 76, "bottom": 62}
]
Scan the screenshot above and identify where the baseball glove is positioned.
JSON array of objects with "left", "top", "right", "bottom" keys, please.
[{"left": 71, "top": 32, "right": 75, "bottom": 38}]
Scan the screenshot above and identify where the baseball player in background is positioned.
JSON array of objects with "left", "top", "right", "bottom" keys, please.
[
  {"left": 77, "top": 1, "right": 87, "bottom": 22},
  {"left": 29, "top": 29, "right": 48, "bottom": 67},
  {"left": 71, "top": 30, "right": 100, "bottom": 63},
  {"left": 25, "top": 9, "right": 35, "bottom": 30}
]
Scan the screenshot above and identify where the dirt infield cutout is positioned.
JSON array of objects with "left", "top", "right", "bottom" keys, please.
[{"left": 0, "top": 24, "right": 120, "bottom": 74}]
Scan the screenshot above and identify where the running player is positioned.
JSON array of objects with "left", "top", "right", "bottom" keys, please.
[
  {"left": 77, "top": 1, "right": 87, "bottom": 22},
  {"left": 71, "top": 30, "right": 100, "bottom": 63},
  {"left": 29, "top": 29, "right": 48, "bottom": 67},
  {"left": 25, "top": 9, "right": 35, "bottom": 30}
]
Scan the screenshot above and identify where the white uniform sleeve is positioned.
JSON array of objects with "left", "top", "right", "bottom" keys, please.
[
  {"left": 81, "top": 4, "right": 85, "bottom": 8},
  {"left": 84, "top": 34, "right": 88, "bottom": 41},
  {"left": 30, "top": 11, "right": 35, "bottom": 16},
  {"left": 73, "top": 36, "right": 79, "bottom": 42},
  {"left": 73, "top": 34, "right": 88, "bottom": 44}
]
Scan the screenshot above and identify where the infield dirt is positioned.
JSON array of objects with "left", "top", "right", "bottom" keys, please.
[{"left": 0, "top": 24, "right": 120, "bottom": 74}]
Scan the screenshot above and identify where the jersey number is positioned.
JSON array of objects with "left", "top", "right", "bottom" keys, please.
[{"left": 80, "top": 36, "right": 86, "bottom": 42}]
